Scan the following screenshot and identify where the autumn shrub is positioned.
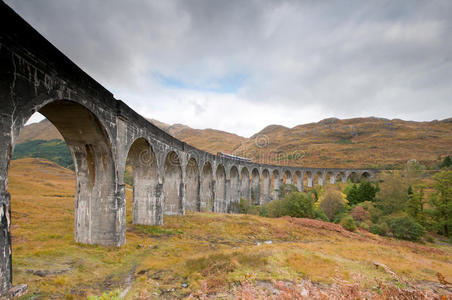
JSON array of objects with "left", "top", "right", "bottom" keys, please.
[
  {"left": 319, "top": 186, "right": 346, "bottom": 220},
  {"left": 350, "top": 205, "right": 370, "bottom": 223},
  {"left": 358, "top": 221, "right": 370, "bottom": 231},
  {"left": 340, "top": 215, "right": 357, "bottom": 232}
]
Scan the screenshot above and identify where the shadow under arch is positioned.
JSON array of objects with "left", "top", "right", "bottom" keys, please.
[
  {"left": 228, "top": 166, "right": 240, "bottom": 212},
  {"left": 262, "top": 169, "right": 271, "bottom": 204},
  {"left": 185, "top": 157, "right": 200, "bottom": 212},
  {"left": 200, "top": 162, "right": 214, "bottom": 211},
  {"left": 125, "top": 137, "right": 159, "bottom": 225},
  {"left": 215, "top": 164, "right": 226, "bottom": 212},
  {"left": 162, "top": 151, "right": 183, "bottom": 216}
]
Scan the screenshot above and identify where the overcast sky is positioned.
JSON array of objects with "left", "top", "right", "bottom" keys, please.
[{"left": 6, "top": 0, "right": 452, "bottom": 137}]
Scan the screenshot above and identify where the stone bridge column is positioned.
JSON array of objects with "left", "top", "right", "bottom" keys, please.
[
  {"left": 225, "top": 178, "right": 231, "bottom": 212},
  {"left": 0, "top": 189, "right": 12, "bottom": 296},
  {"left": 330, "top": 173, "right": 337, "bottom": 184},
  {"left": 307, "top": 173, "right": 314, "bottom": 188}
]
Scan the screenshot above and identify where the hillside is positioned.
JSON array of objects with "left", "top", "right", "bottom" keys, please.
[
  {"left": 17, "top": 116, "right": 452, "bottom": 169},
  {"left": 7, "top": 158, "right": 452, "bottom": 299},
  {"left": 236, "top": 117, "right": 452, "bottom": 169}
]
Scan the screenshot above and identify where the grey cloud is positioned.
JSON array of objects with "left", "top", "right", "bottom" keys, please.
[{"left": 5, "top": 0, "right": 452, "bottom": 134}]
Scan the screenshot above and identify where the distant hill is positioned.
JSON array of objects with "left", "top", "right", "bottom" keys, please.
[
  {"left": 235, "top": 117, "right": 452, "bottom": 169},
  {"left": 15, "top": 116, "right": 452, "bottom": 169}
]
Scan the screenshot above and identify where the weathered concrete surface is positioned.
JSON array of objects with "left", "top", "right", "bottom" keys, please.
[{"left": 0, "top": 2, "right": 378, "bottom": 295}]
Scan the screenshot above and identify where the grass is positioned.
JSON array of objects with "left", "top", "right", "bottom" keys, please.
[{"left": 8, "top": 158, "right": 452, "bottom": 299}]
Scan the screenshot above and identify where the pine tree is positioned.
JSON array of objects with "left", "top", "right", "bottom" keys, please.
[
  {"left": 441, "top": 156, "right": 452, "bottom": 169},
  {"left": 346, "top": 184, "right": 359, "bottom": 205}
]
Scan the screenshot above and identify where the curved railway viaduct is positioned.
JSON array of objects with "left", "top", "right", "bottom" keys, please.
[{"left": 0, "top": 2, "right": 377, "bottom": 295}]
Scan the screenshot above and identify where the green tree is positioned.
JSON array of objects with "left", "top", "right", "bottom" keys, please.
[
  {"left": 431, "top": 171, "right": 452, "bottom": 237},
  {"left": 346, "top": 184, "right": 359, "bottom": 205},
  {"left": 282, "top": 192, "right": 316, "bottom": 219},
  {"left": 441, "top": 156, "right": 452, "bottom": 169},
  {"left": 375, "top": 172, "right": 408, "bottom": 215},
  {"left": 385, "top": 215, "right": 425, "bottom": 242},
  {"left": 346, "top": 182, "right": 377, "bottom": 206}
]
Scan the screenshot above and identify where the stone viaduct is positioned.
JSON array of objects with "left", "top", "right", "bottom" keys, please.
[{"left": 0, "top": 2, "right": 376, "bottom": 295}]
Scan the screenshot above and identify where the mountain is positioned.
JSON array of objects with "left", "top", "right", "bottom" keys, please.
[
  {"left": 236, "top": 117, "right": 452, "bottom": 168},
  {"left": 16, "top": 117, "right": 452, "bottom": 169},
  {"left": 16, "top": 119, "right": 62, "bottom": 143}
]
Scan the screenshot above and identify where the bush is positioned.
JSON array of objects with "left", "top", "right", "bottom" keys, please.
[
  {"left": 319, "top": 187, "right": 346, "bottom": 220},
  {"left": 370, "top": 222, "right": 390, "bottom": 236},
  {"left": 238, "top": 198, "right": 259, "bottom": 215},
  {"left": 314, "top": 206, "right": 329, "bottom": 222},
  {"left": 424, "top": 235, "right": 434, "bottom": 243},
  {"left": 358, "top": 222, "right": 370, "bottom": 231},
  {"left": 340, "top": 215, "right": 357, "bottom": 232},
  {"left": 282, "top": 192, "right": 316, "bottom": 219},
  {"left": 386, "top": 215, "right": 425, "bottom": 242},
  {"left": 264, "top": 192, "right": 316, "bottom": 219},
  {"left": 350, "top": 205, "right": 370, "bottom": 223}
]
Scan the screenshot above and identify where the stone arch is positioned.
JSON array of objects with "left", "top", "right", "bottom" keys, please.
[
  {"left": 305, "top": 171, "right": 313, "bottom": 188},
  {"left": 30, "top": 101, "right": 120, "bottom": 245},
  {"left": 185, "top": 157, "right": 200, "bottom": 211},
  {"left": 251, "top": 168, "right": 261, "bottom": 205},
  {"left": 283, "top": 170, "right": 292, "bottom": 185},
  {"left": 294, "top": 170, "right": 303, "bottom": 192},
  {"left": 240, "top": 167, "right": 250, "bottom": 201},
  {"left": 262, "top": 169, "right": 271, "bottom": 204},
  {"left": 347, "top": 171, "right": 359, "bottom": 183},
  {"left": 326, "top": 171, "right": 335, "bottom": 184},
  {"left": 336, "top": 172, "right": 346, "bottom": 183},
  {"left": 163, "top": 151, "right": 183, "bottom": 215},
  {"left": 2, "top": 98, "right": 122, "bottom": 293},
  {"left": 229, "top": 166, "right": 240, "bottom": 212},
  {"left": 314, "top": 171, "right": 324, "bottom": 186},
  {"left": 215, "top": 164, "right": 226, "bottom": 212},
  {"left": 272, "top": 169, "right": 281, "bottom": 199},
  {"left": 361, "top": 171, "right": 371, "bottom": 181},
  {"left": 126, "top": 137, "right": 159, "bottom": 225},
  {"left": 201, "top": 162, "right": 214, "bottom": 211}
]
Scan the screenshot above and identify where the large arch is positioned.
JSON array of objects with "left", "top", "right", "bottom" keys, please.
[
  {"left": 228, "top": 166, "right": 240, "bottom": 212},
  {"left": 262, "top": 169, "right": 271, "bottom": 204},
  {"left": 185, "top": 157, "right": 200, "bottom": 211},
  {"left": 240, "top": 167, "right": 250, "bottom": 201},
  {"left": 126, "top": 138, "right": 159, "bottom": 225},
  {"left": 200, "top": 162, "right": 214, "bottom": 211},
  {"left": 163, "top": 151, "right": 183, "bottom": 215},
  {"left": 215, "top": 164, "right": 227, "bottom": 212},
  {"left": 1, "top": 100, "right": 121, "bottom": 295},
  {"left": 272, "top": 169, "right": 281, "bottom": 200},
  {"left": 251, "top": 168, "right": 261, "bottom": 205},
  {"left": 37, "top": 101, "right": 120, "bottom": 245}
]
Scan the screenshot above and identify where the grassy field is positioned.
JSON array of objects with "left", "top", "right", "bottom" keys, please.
[{"left": 8, "top": 158, "right": 452, "bottom": 299}]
